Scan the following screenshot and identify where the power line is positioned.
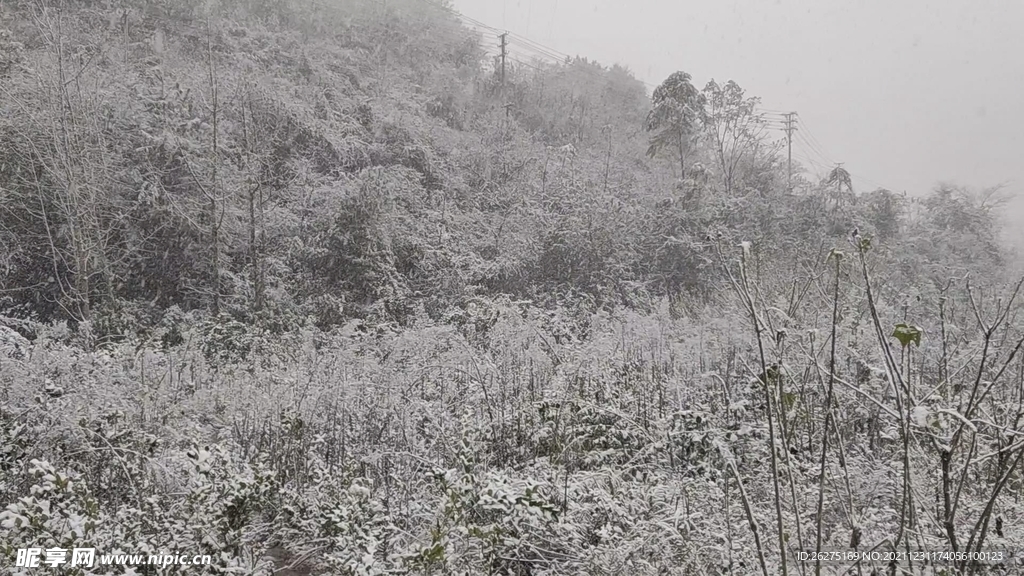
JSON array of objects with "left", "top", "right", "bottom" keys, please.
[
  {"left": 509, "top": 32, "right": 570, "bottom": 63},
  {"left": 449, "top": 9, "right": 504, "bottom": 33},
  {"left": 427, "top": 0, "right": 900, "bottom": 192},
  {"left": 510, "top": 40, "right": 568, "bottom": 67},
  {"left": 847, "top": 170, "right": 891, "bottom": 192},
  {"left": 794, "top": 116, "right": 836, "bottom": 163},
  {"left": 399, "top": 0, "right": 576, "bottom": 79},
  {"left": 793, "top": 115, "right": 897, "bottom": 191},
  {"left": 418, "top": 0, "right": 665, "bottom": 91},
  {"left": 795, "top": 131, "right": 834, "bottom": 167},
  {"left": 508, "top": 56, "right": 550, "bottom": 73},
  {"left": 794, "top": 153, "right": 830, "bottom": 174}
]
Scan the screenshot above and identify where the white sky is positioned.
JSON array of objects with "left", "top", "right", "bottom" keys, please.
[{"left": 451, "top": 0, "right": 1024, "bottom": 223}]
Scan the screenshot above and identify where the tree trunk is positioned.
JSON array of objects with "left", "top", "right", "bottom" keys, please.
[{"left": 678, "top": 130, "right": 686, "bottom": 180}]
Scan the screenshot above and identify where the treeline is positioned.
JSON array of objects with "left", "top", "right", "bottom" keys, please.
[{"left": 0, "top": 0, "right": 1008, "bottom": 340}]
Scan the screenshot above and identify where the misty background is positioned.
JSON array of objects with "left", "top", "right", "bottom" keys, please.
[{"left": 455, "top": 0, "right": 1024, "bottom": 245}]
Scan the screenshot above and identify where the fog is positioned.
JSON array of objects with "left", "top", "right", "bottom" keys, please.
[{"left": 455, "top": 0, "right": 1024, "bottom": 239}]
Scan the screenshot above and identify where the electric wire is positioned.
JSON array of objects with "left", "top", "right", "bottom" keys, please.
[{"left": 425, "top": 0, "right": 901, "bottom": 191}]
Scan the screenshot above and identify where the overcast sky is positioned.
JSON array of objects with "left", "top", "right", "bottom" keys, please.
[{"left": 451, "top": 0, "right": 1024, "bottom": 223}]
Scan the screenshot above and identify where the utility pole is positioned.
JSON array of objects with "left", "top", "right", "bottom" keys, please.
[
  {"left": 498, "top": 32, "right": 508, "bottom": 92},
  {"left": 499, "top": 32, "right": 509, "bottom": 117},
  {"left": 783, "top": 112, "right": 797, "bottom": 192}
]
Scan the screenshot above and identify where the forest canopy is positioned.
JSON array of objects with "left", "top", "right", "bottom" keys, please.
[{"left": 0, "top": 0, "right": 1006, "bottom": 334}]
